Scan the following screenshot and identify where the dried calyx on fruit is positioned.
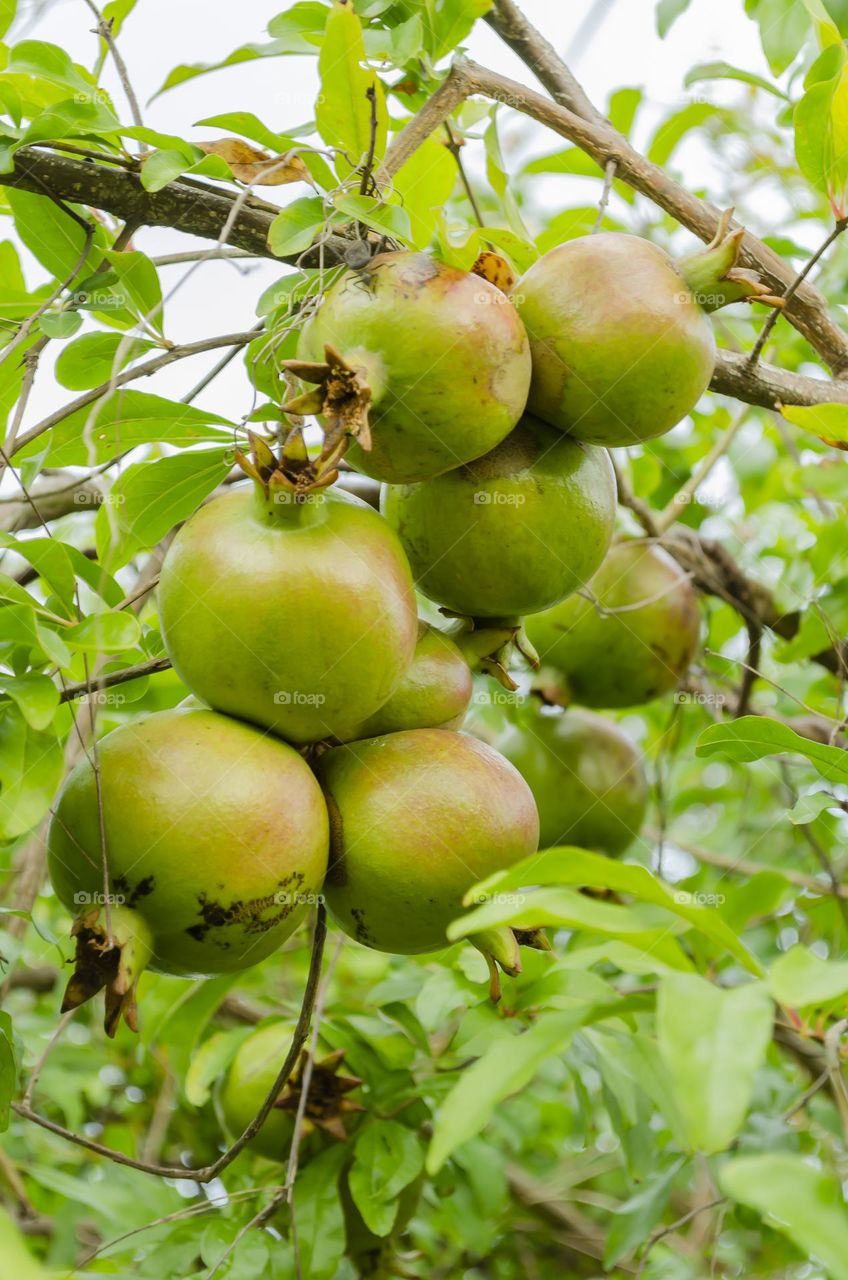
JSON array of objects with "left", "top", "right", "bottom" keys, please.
[
  {"left": 157, "top": 433, "right": 417, "bottom": 745},
  {"left": 47, "top": 710, "right": 329, "bottom": 1035},
  {"left": 218, "top": 1021, "right": 363, "bottom": 1159},
  {"left": 283, "top": 251, "right": 532, "bottom": 484},
  {"left": 513, "top": 210, "right": 782, "bottom": 447}
]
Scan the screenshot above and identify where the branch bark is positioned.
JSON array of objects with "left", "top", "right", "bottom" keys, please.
[{"left": 480, "top": 6, "right": 848, "bottom": 373}]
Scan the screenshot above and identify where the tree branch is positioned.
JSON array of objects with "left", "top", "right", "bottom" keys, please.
[
  {"left": 467, "top": 21, "right": 848, "bottom": 373},
  {"left": 12, "top": 906, "right": 328, "bottom": 1182}
]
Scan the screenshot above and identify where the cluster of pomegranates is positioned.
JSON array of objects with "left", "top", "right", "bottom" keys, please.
[{"left": 48, "top": 223, "right": 746, "bottom": 1038}]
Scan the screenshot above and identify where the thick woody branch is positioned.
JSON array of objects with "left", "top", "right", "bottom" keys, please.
[
  {"left": 0, "top": 147, "right": 351, "bottom": 265},
  {"left": 456, "top": 57, "right": 848, "bottom": 372},
  {"left": 482, "top": 2, "right": 848, "bottom": 372}
]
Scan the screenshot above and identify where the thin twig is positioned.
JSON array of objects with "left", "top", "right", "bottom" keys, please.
[
  {"left": 592, "top": 159, "right": 616, "bottom": 232},
  {"left": 747, "top": 217, "right": 848, "bottom": 368},
  {"left": 82, "top": 0, "right": 144, "bottom": 131},
  {"left": 13, "top": 907, "right": 328, "bottom": 1182}
]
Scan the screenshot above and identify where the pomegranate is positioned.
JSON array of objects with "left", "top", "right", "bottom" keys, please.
[
  {"left": 513, "top": 215, "right": 778, "bottom": 445},
  {"left": 315, "top": 729, "right": 539, "bottom": 955},
  {"left": 218, "top": 1020, "right": 360, "bottom": 1160},
  {"left": 348, "top": 621, "right": 472, "bottom": 739},
  {"left": 157, "top": 440, "right": 417, "bottom": 744},
  {"left": 467, "top": 694, "right": 647, "bottom": 857},
  {"left": 47, "top": 708, "right": 329, "bottom": 1034},
  {"left": 380, "top": 415, "right": 616, "bottom": 619},
  {"left": 526, "top": 542, "right": 700, "bottom": 707},
  {"left": 284, "top": 251, "right": 531, "bottom": 483}
]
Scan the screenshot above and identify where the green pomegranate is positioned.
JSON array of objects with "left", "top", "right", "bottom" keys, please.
[
  {"left": 513, "top": 218, "right": 777, "bottom": 446},
  {"left": 286, "top": 251, "right": 531, "bottom": 483},
  {"left": 468, "top": 695, "right": 647, "bottom": 856},
  {"left": 47, "top": 709, "right": 329, "bottom": 1035},
  {"left": 218, "top": 1020, "right": 359, "bottom": 1160},
  {"left": 349, "top": 621, "right": 472, "bottom": 739},
  {"left": 381, "top": 415, "right": 616, "bottom": 620},
  {"left": 526, "top": 542, "right": 700, "bottom": 707},
  {"left": 158, "top": 472, "right": 417, "bottom": 745},
  {"left": 316, "top": 729, "right": 539, "bottom": 955}
]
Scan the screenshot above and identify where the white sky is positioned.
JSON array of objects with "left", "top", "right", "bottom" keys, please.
[{"left": 9, "top": 0, "right": 770, "bottom": 422}]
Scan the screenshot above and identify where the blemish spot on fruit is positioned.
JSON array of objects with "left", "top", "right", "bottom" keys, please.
[{"left": 186, "top": 874, "right": 306, "bottom": 945}]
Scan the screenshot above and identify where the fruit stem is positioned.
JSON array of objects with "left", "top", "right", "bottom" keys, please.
[
  {"left": 677, "top": 209, "right": 785, "bottom": 312},
  {"left": 61, "top": 905, "right": 154, "bottom": 1037}
]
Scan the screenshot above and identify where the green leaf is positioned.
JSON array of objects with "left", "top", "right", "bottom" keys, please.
[
  {"left": 139, "top": 148, "right": 229, "bottom": 193},
  {"left": 745, "top": 0, "right": 812, "bottom": 75},
  {"left": 769, "top": 944, "right": 848, "bottom": 1008},
  {"left": 0, "top": 1208, "right": 47, "bottom": 1280},
  {"left": 427, "top": 0, "right": 493, "bottom": 61},
  {"left": 100, "top": 250, "right": 164, "bottom": 333},
  {"left": 150, "top": 25, "right": 324, "bottom": 102},
  {"left": 0, "top": 533, "right": 78, "bottom": 609},
  {"left": 292, "top": 1144, "right": 349, "bottom": 1280},
  {"left": 782, "top": 400, "right": 848, "bottom": 443},
  {"left": 5, "top": 188, "right": 94, "bottom": 284},
  {"left": 0, "top": 2, "right": 16, "bottom": 40},
  {"left": 7, "top": 40, "right": 94, "bottom": 94},
  {"left": 388, "top": 137, "right": 456, "bottom": 250},
  {"left": 55, "top": 331, "right": 154, "bottom": 390},
  {"left": 267, "top": 1, "right": 331, "bottom": 48},
  {"left": 0, "top": 674, "right": 59, "bottom": 731},
  {"left": 0, "top": 705, "right": 63, "bottom": 841},
  {"left": 0, "top": 1011, "right": 17, "bottom": 1133},
  {"left": 349, "top": 1121, "right": 424, "bottom": 1236},
  {"left": 794, "top": 51, "right": 848, "bottom": 211},
  {"left": 24, "top": 390, "right": 236, "bottom": 466},
  {"left": 96, "top": 447, "right": 232, "bottom": 570},
  {"left": 267, "top": 196, "right": 327, "bottom": 257},
  {"left": 605, "top": 1158, "right": 685, "bottom": 1268},
  {"left": 316, "top": 0, "right": 387, "bottom": 175},
  {"left": 427, "top": 1011, "right": 581, "bottom": 1173},
  {"left": 334, "top": 193, "right": 411, "bottom": 242},
  {"left": 184, "top": 1027, "right": 251, "bottom": 1107},
  {"left": 63, "top": 610, "right": 141, "bottom": 652},
  {"left": 647, "top": 102, "right": 724, "bottom": 167},
  {"left": 787, "top": 791, "right": 838, "bottom": 824},
  {"left": 696, "top": 715, "right": 848, "bottom": 785},
  {"left": 721, "top": 1154, "right": 848, "bottom": 1280},
  {"left": 38, "top": 310, "right": 82, "bottom": 339},
  {"left": 656, "top": 0, "right": 692, "bottom": 37},
  {"left": 684, "top": 60, "right": 789, "bottom": 99},
  {"left": 20, "top": 95, "right": 119, "bottom": 146},
  {"left": 657, "top": 973, "right": 773, "bottom": 1153},
  {"left": 453, "top": 848, "right": 762, "bottom": 975}
]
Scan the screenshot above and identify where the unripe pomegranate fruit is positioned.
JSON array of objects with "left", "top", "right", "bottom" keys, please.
[
  {"left": 285, "top": 252, "right": 531, "bottom": 483},
  {"left": 218, "top": 1020, "right": 361, "bottom": 1160},
  {"left": 158, "top": 442, "right": 417, "bottom": 744},
  {"left": 47, "top": 709, "right": 329, "bottom": 1035},
  {"left": 315, "top": 729, "right": 539, "bottom": 955},
  {"left": 349, "top": 621, "right": 472, "bottom": 739},
  {"left": 381, "top": 415, "right": 616, "bottom": 620},
  {"left": 468, "top": 695, "right": 647, "bottom": 856},
  {"left": 513, "top": 215, "right": 779, "bottom": 446},
  {"left": 526, "top": 542, "right": 700, "bottom": 707}
]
